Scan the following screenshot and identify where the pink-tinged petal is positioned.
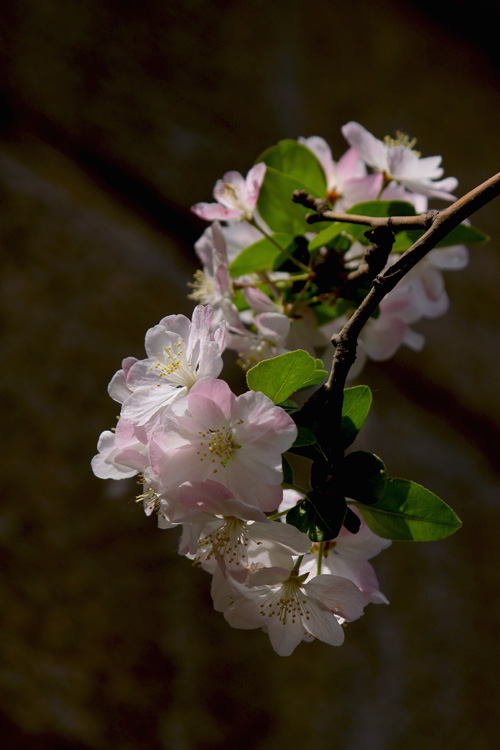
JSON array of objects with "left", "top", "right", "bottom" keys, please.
[
  {"left": 91, "top": 431, "right": 140, "bottom": 479},
  {"left": 249, "top": 521, "right": 312, "bottom": 554},
  {"left": 247, "top": 567, "right": 292, "bottom": 586},
  {"left": 402, "top": 327, "right": 426, "bottom": 351},
  {"left": 245, "top": 163, "right": 267, "bottom": 209},
  {"left": 254, "top": 312, "right": 291, "bottom": 341},
  {"left": 341, "top": 122, "right": 388, "bottom": 173},
  {"left": 335, "top": 147, "right": 367, "bottom": 181},
  {"left": 303, "top": 602, "right": 346, "bottom": 647},
  {"left": 191, "top": 202, "right": 241, "bottom": 221},
  {"left": 387, "top": 147, "right": 421, "bottom": 180},
  {"left": 242, "top": 287, "right": 279, "bottom": 314},
  {"left": 429, "top": 245, "right": 469, "bottom": 270},
  {"left": 266, "top": 612, "right": 305, "bottom": 656},
  {"left": 420, "top": 264, "right": 445, "bottom": 302},
  {"left": 176, "top": 480, "right": 268, "bottom": 522},
  {"left": 224, "top": 598, "right": 267, "bottom": 630},
  {"left": 227, "top": 469, "right": 283, "bottom": 511},
  {"left": 363, "top": 316, "right": 407, "bottom": 361},
  {"left": 107, "top": 370, "right": 131, "bottom": 403},
  {"left": 306, "top": 575, "right": 365, "bottom": 621},
  {"left": 322, "top": 550, "right": 387, "bottom": 605},
  {"left": 187, "top": 378, "right": 235, "bottom": 426},
  {"left": 342, "top": 174, "right": 383, "bottom": 205},
  {"left": 298, "top": 136, "right": 336, "bottom": 185},
  {"left": 121, "top": 385, "right": 187, "bottom": 426},
  {"left": 190, "top": 305, "right": 213, "bottom": 342}
]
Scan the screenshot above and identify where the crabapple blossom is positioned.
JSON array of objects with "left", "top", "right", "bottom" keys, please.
[
  {"left": 223, "top": 566, "right": 366, "bottom": 656},
  {"left": 191, "top": 163, "right": 266, "bottom": 222},
  {"left": 175, "top": 480, "right": 311, "bottom": 571},
  {"left": 91, "top": 424, "right": 148, "bottom": 480},
  {"left": 149, "top": 377, "right": 297, "bottom": 511},
  {"left": 299, "top": 136, "right": 383, "bottom": 210},
  {"left": 119, "top": 305, "right": 225, "bottom": 430},
  {"left": 342, "top": 121, "right": 458, "bottom": 200}
]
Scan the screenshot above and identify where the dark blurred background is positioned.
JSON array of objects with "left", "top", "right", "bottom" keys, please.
[{"left": 1, "top": 1, "right": 500, "bottom": 748}]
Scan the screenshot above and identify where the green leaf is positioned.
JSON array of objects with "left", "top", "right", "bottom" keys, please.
[
  {"left": 341, "top": 385, "right": 372, "bottom": 448},
  {"left": 228, "top": 233, "right": 294, "bottom": 277},
  {"left": 256, "top": 140, "right": 327, "bottom": 196},
  {"left": 286, "top": 490, "right": 347, "bottom": 542},
  {"left": 292, "top": 425, "right": 317, "bottom": 448},
  {"left": 311, "top": 298, "right": 352, "bottom": 326},
  {"left": 356, "top": 478, "right": 462, "bottom": 541},
  {"left": 391, "top": 223, "right": 489, "bottom": 253},
  {"left": 340, "top": 451, "right": 387, "bottom": 504},
  {"left": 308, "top": 200, "right": 416, "bottom": 251},
  {"left": 282, "top": 455, "right": 294, "bottom": 486},
  {"left": 277, "top": 399, "right": 299, "bottom": 414},
  {"left": 257, "top": 167, "right": 321, "bottom": 234},
  {"left": 246, "top": 350, "right": 318, "bottom": 403},
  {"left": 297, "top": 359, "right": 328, "bottom": 391}
]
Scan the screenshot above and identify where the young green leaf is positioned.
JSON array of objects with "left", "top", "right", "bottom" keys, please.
[
  {"left": 355, "top": 478, "right": 462, "bottom": 541},
  {"left": 341, "top": 385, "right": 372, "bottom": 448},
  {"left": 228, "top": 233, "right": 294, "bottom": 277},
  {"left": 340, "top": 451, "right": 387, "bottom": 504},
  {"left": 292, "top": 425, "right": 317, "bottom": 448},
  {"left": 256, "top": 140, "right": 327, "bottom": 196},
  {"left": 257, "top": 167, "right": 323, "bottom": 235},
  {"left": 286, "top": 490, "right": 347, "bottom": 542},
  {"left": 246, "top": 350, "right": 318, "bottom": 404}
]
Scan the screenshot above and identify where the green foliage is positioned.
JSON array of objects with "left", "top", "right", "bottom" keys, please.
[
  {"left": 228, "top": 233, "right": 294, "bottom": 277},
  {"left": 286, "top": 489, "right": 347, "bottom": 542},
  {"left": 341, "top": 385, "right": 372, "bottom": 448},
  {"left": 247, "top": 350, "right": 326, "bottom": 403},
  {"left": 256, "top": 139, "right": 327, "bottom": 196},
  {"left": 256, "top": 141, "right": 326, "bottom": 235},
  {"left": 340, "top": 451, "right": 387, "bottom": 504},
  {"left": 311, "top": 298, "right": 352, "bottom": 326},
  {"left": 356, "top": 478, "right": 462, "bottom": 541}
]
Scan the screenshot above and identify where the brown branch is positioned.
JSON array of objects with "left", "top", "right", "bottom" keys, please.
[
  {"left": 301, "top": 171, "right": 500, "bottom": 483},
  {"left": 292, "top": 189, "right": 437, "bottom": 230}
]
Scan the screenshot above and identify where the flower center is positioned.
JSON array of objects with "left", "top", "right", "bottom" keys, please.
[
  {"left": 189, "top": 269, "right": 215, "bottom": 304},
  {"left": 199, "top": 517, "right": 253, "bottom": 566},
  {"left": 136, "top": 477, "right": 160, "bottom": 515},
  {"left": 151, "top": 338, "right": 197, "bottom": 388},
  {"left": 383, "top": 131, "right": 420, "bottom": 156},
  {"left": 196, "top": 426, "right": 241, "bottom": 474},
  {"left": 260, "top": 578, "right": 310, "bottom": 626}
]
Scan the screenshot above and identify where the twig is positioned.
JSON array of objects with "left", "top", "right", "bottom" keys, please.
[
  {"left": 300, "top": 171, "right": 500, "bottom": 480},
  {"left": 292, "top": 190, "right": 437, "bottom": 229}
]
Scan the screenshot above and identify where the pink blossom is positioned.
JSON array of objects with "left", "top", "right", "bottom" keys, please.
[
  {"left": 342, "top": 122, "right": 458, "bottom": 201},
  {"left": 149, "top": 378, "right": 297, "bottom": 511},
  {"left": 223, "top": 566, "right": 365, "bottom": 656},
  {"left": 119, "top": 306, "right": 225, "bottom": 430},
  {"left": 176, "top": 480, "right": 311, "bottom": 571},
  {"left": 299, "top": 136, "right": 383, "bottom": 210},
  {"left": 191, "top": 163, "right": 267, "bottom": 222},
  {"left": 91, "top": 420, "right": 148, "bottom": 480}
]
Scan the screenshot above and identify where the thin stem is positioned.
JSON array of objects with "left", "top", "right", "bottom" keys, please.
[{"left": 249, "top": 217, "right": 311, "bottom": 273}]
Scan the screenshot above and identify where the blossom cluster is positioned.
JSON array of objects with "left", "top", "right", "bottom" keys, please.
[
  {"left": 191, "top": 121, "right": 468, "bottom": 376},
  {"left": 92, "top": 304, "right": 391, "bottom": 655},
  {"left": 92, "top": 122, "right": 471, "bottom": 655}
]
